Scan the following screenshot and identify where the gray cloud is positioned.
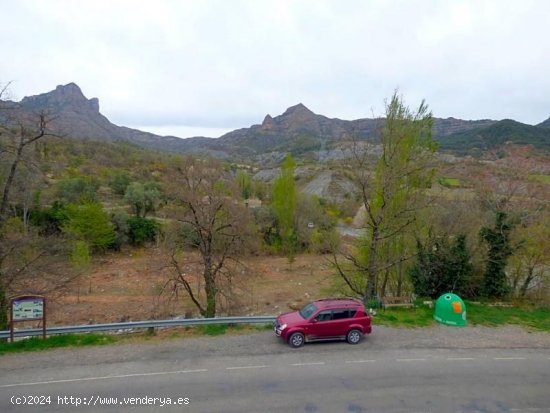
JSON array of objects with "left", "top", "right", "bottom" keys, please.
[{"left": 2, "top": 0, "right": 549, "bottom": 138}]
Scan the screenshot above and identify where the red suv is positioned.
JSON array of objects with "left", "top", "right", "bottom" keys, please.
[{"left": 273, "top": 298, "right": 372, "bottom": 348}]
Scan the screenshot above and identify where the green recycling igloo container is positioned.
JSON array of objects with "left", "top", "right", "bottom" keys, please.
[{"left": 434, "top": 293, "right": 467, "bottom": 327}]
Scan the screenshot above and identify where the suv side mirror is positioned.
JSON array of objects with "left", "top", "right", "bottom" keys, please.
[{"left": 311, "top": 318, "right": 318, "bottom": 323}]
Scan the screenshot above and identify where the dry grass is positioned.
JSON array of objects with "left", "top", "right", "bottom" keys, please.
[{"left": 45, "top": 248, "right": 336, "bottom": 325}]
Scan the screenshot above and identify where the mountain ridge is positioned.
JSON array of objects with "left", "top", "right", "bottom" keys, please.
[
  {"left": 537, "top": 117, "right": 550, "bottom": 128},
  {"left": 439, "top": 119, "right": 550, "bottom": 154},
  {"left": 1, "top": 82, "right": 547, "bottom": 160}
]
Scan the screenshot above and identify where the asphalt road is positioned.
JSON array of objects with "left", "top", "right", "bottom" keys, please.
[{"left": 1, "top": 327, "right": 549, "bottom": 413}]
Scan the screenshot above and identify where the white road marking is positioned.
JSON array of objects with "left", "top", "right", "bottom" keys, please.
[
  {"left": 1, "top": 354, "right": 546, "bottom": 390},
  {"left": 345, "top": 359, "right": 376, "bottom": 363},
  {"left": 0, "top": 369, "right": 208, "bottom": 388},
  {"left": 226, "top": 365, "right": 266, "bottom": 370},
  {"left": 291, "top": 362, "right": 325, "bottom": 366}
]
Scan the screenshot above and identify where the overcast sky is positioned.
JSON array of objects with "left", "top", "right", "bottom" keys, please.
[{"left": 2, "top": 0, "right": 549, "bottom": 138}]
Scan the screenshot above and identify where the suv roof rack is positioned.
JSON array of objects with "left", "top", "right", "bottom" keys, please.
[{"left": 314, "top": 298, "right": 363, "bottom": 307}]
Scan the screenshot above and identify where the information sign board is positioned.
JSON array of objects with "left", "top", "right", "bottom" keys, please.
[
  {"left": 12, "top": 297, "right": 44, "bottom": 321},
  {"left": 9, "top": 295, "right": 47, "bottom": 342}
]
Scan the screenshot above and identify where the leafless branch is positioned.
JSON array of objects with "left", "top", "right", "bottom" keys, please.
[{"left": 170, "top": 251, "right": 205, "bottom": 315}]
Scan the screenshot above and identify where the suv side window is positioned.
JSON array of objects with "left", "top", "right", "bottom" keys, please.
[
  {"left": 331, "top": 309, "right": 349, "bottom": 320},
  {"left": 315, "top": 311, "right": 333, "bottom": 322},
  {"left": 332, "top": 309, "right": 358, "bottom": 320}
]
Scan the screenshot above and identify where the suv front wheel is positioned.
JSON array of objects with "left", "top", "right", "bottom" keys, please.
[
  {"left": 346, "top": 329, "right": 362, "bottom": 344},
  {"left": 289, "top": 332, "right": 305, "bottom": 348}
]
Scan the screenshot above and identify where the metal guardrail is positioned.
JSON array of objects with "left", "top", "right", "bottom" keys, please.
[{"left": 0, "top": 316, "right": 276, "bottom": 339}]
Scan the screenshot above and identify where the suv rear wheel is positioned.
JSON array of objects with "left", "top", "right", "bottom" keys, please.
[
  {"left": 289, "top": 332, "right": 305, "bottom": 348},
  {"left": 346, "top": 329, "right": 362, "bottom": 344}
]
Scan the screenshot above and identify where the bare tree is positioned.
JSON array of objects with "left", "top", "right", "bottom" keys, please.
[
  {"left": 508, "top": 218, "right": 550, "bottom": 298},
  {"left": 0, "top": 82, "right": 12, "bottom": 101},
  {"left": 0, "top": 112, "right": 55, "bottom": 219},
  {"left": 167, "top": 156, "right": 253, "bottom": 317},
  {"left": 473, "top": 146, "right": 547, "bottom": 219},
  {"left": 0, "top": 82, "right": 61, "bottom": 329}
]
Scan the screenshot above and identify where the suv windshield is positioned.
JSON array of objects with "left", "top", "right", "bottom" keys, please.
[{"left": 299, "top": 303, "right": 317, "bottom": 319}]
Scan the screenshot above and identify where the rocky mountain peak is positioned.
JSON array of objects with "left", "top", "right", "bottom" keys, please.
[
  {"left": 88, "top": 97, "right": 100, "bottom": 112},
  {"left": 21, "top": 82, "right": 99, "bottom": 112},
  {"left": 282, "top": 103, "right": 315, "bottom": 118},
  {"left": 261, "top": 114, "right": 274, "bottom": 130},
  {"left": 55, "top": 82, "right": 83, "bottom": 94}
]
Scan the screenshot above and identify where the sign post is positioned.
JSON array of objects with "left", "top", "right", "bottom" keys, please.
[{"left": 9, "top": 295, "right": 46, "bottom": 342}]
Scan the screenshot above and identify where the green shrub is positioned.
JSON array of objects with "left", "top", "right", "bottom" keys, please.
[
  {"left": 57, "top": 176, "right": 100, "bottom": 204},
  {"left": 124, "top": 182, "right": 162, "bottom": 218},
  {"left": 63, "top": 203, "right": 116, "bottom": 250},
  {"left": 127, "top": 217, "right": 160, "bottom": 246},
  {"left": 31, "top": 201, "right": 68, "bottom": 234},
  {"left": 364, "top": 297, "right": 382, "bottom": 309},
  {"left": 180, "top": 223, "right": 201, "bottom": 248},
  {"left": 409, "top": 234, "right": 475, "bottom": 299},
  {"left": 110, "top": 209, "right": 130, "bottom": 248},
  {"left": 108, "top": 170, "right": 132, "bottom": 195}
]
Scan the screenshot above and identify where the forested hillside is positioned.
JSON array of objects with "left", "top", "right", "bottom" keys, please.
[{"left": 439, "top": 119, "right": 550, "bottom": 154}]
